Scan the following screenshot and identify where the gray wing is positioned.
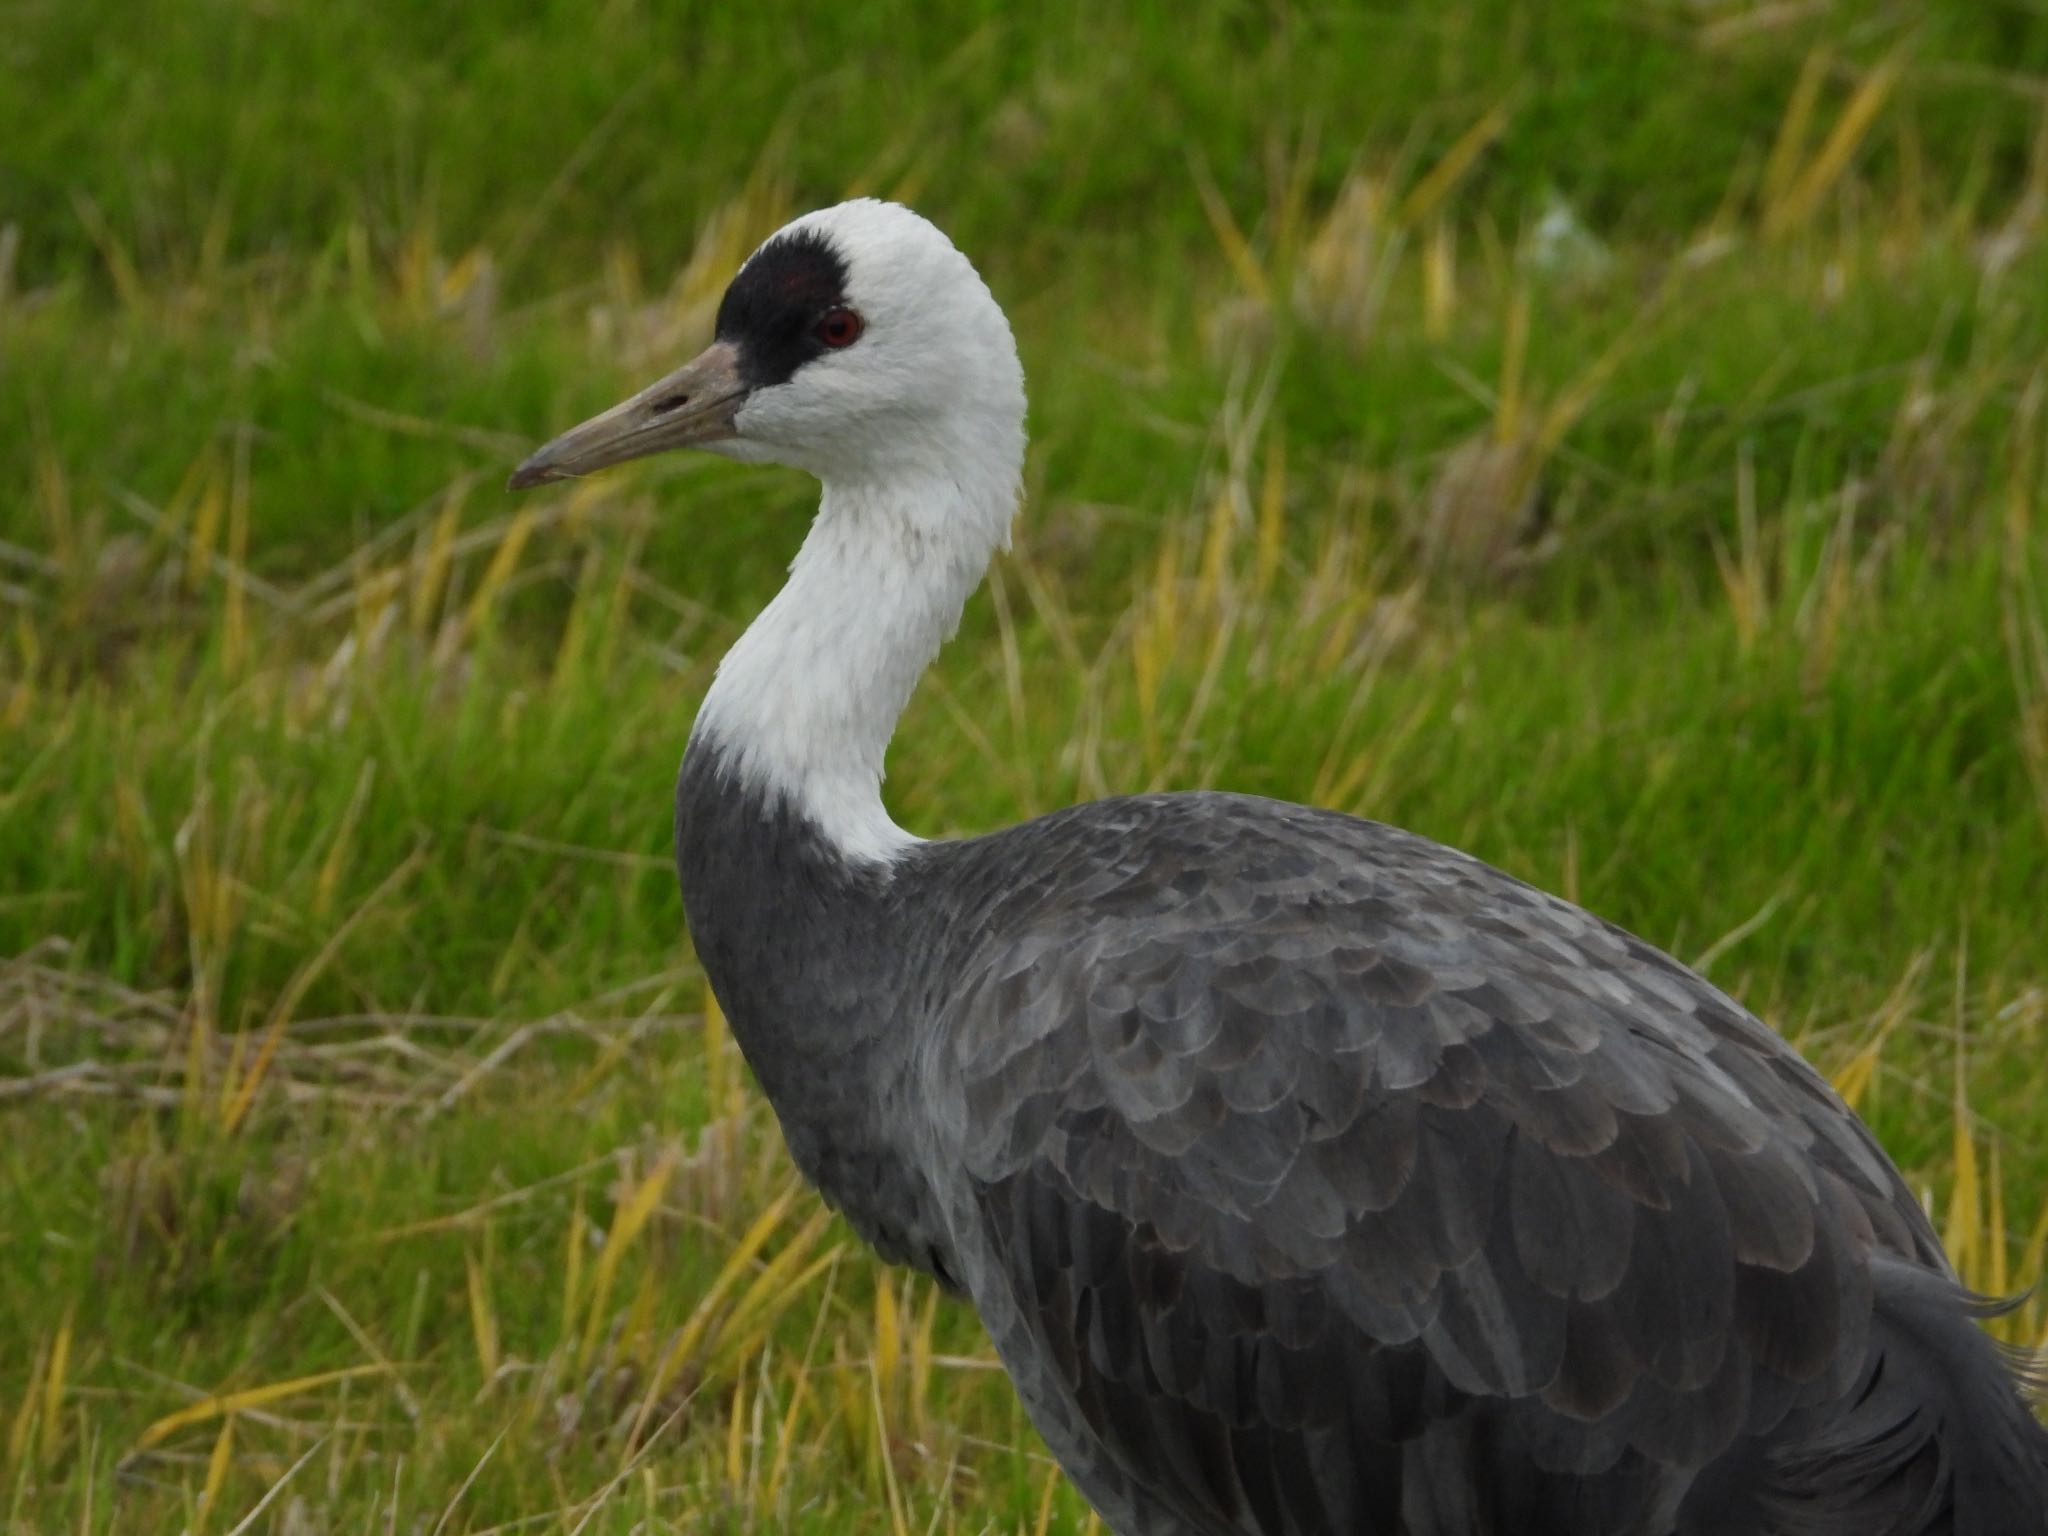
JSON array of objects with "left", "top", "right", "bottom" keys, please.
[{"left": 930, "top": 793, "right": 1943, "bottom": 1536}]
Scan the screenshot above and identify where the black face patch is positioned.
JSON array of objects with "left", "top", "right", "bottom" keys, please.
[{"left": 714, "top": 227, "right": 854, "bottom": 389}]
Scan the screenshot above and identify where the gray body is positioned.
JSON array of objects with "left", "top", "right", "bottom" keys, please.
[{"left": 678, "top": 736, "right": 2048, "bottom": 1536}]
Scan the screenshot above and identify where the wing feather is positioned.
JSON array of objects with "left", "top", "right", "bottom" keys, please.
[{"left": 929, "top": 794, "right": 1940, "bottom": 1534}]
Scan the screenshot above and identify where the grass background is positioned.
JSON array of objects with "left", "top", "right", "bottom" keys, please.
[{"left": 4, "top": 0, "right": 2048, "bottom": 1529}]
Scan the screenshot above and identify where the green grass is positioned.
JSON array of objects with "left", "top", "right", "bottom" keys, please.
[{"left": 4, "top": 1, "right": 2048, "bottom": 1529}]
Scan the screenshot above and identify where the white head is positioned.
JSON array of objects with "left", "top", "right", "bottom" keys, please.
[
  {"left": 511, "top": 201, "right": 1029, "bottom": 864},
  {"left": 711, "top": 201, "right": 1025, "bottom": 490},
  {"left": 512, "top": 199, "right": 1024, "bottom": 513}
]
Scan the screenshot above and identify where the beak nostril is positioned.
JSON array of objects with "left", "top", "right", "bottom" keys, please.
[{"left": 651, "top": 393, "right": 691, "bottom": 415}]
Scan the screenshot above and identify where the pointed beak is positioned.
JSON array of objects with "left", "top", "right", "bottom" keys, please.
[{"left": 507, "top": 340, "right": 749, "bottom": 491}]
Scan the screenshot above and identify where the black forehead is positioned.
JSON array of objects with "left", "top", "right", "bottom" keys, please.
[{"left": 715, "top": 227, "right": 852, "bottom": 388}]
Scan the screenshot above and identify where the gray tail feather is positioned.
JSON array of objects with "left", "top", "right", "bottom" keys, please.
[{"left": 1759, "top": 1258, "right": 2048, "bottom": 1535}]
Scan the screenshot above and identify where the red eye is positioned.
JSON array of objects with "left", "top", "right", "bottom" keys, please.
[{"left": 815, "top": 307, "right": 863, "bottom": 347}]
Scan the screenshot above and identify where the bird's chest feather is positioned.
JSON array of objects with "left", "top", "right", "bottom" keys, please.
[{"left": 674, "top": 746, "right": 960, "bottom": 1285}]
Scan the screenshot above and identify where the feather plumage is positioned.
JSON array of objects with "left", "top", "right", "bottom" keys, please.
[{"left": 905, "top": 793, "right": 2039, "bottom": 1533}]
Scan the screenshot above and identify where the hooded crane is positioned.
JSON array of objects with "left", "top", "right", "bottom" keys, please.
[{"left": 510, "top": 200, "right": 2048, "bottom": 1535}]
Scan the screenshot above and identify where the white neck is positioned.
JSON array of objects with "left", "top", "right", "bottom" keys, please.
[{"left": 690, "top": 463, "right": 1015, "bottom": 865}]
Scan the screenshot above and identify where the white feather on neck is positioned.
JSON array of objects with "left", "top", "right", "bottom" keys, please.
[
  {"left": 685, "top": 198, "right": 1027, "bottom": 866},
  {"left": 691, "top": 463, "right": 1015, "bottom": 866}
]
